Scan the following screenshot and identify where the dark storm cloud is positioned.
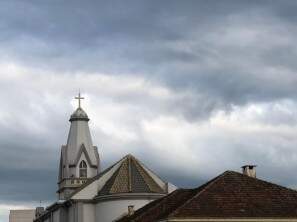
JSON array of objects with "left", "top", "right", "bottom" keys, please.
[
  {"left": 0, "top": 120, "right": 60, "bottom": 203},
  {"left": 0, "top": 168, "right": 56, "bottom": 202},
  {"left": 0, "top": 0, "right": 297, "bottom": 116}
]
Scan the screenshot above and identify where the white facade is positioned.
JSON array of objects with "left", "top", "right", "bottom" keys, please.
[
  {"left": 83, "top": 204, "right": 95, "bottom": 222},
  {"left": 95, "top": 197, "right": 156, "bottom": 222},
  {"left": 38, "top": 195, "right": 162, "bottom": 222}
]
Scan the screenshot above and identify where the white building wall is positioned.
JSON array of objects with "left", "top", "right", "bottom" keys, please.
[
  {"left": 83, "top": 204, "right": 95, "bottom": 222},
  {"left": 68, "top": 205, "right": 75, "bottom": 222},
  {"left": 52, "top": 210, "right": 59, "bottom": 222},
  {"left": 69, "top": 166, "right": 76, "bottom": 178},
  {"left": 95, "top": 199, "right": 154, "bottom": 222}
]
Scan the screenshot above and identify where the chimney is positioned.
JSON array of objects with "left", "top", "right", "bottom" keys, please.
[
  {"left": 128, "top": 205, "right": 134, "bottom": 216},
  {"left": 242, "top": 165, "right": 257, "bottom": 178}
]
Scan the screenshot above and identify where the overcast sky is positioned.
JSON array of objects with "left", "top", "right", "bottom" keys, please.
[{"left": 2, "top": 0, "right": 297, "bottom": 221}]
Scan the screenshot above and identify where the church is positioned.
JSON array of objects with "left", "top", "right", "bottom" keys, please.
[{"left": 34, "top": 94, "right": 176, "bottom": 222}]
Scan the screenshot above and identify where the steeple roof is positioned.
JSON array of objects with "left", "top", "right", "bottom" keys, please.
[
  {"left": 62, "top": 93, "right": 99, "bottom": 167},
  {"left": 66, "top": 106, "right": 97, "bottom": 166},
  {"left": 69, "top": 107, "right": 89, "bottom": 122},
  {"left": 99, "top": 155, "right": 165, "bottom": 195}
]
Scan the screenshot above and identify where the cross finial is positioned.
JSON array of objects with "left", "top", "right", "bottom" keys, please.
[{"left": 75, "top": 91, "right": 84, "bottom": 108}]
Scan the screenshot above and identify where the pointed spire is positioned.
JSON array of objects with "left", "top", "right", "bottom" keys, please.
[
  {"left": 58, "top": 92, "right": 100, "bottom": 200},
  {"left": 70, "top": 92, "right": 89, "bottom": 122}
]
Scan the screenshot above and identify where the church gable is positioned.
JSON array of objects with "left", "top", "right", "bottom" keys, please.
[
  {"left": 74, "top": 144, "right": 96, "bottom": 168},
  {"left": 70, "top": 154, "right": 172, "bottom": 200}
]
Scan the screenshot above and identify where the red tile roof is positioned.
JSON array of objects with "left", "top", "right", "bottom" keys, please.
[
  {"left": 117, "top": 171, "right": 297, "bottom": 221},
  {"left": 116, "top": 189, "right": 197, "bottom": 222}
]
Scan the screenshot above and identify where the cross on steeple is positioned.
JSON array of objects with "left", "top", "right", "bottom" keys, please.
[{"left": 75, "top": 91, "right": 84, "bottom": 108}]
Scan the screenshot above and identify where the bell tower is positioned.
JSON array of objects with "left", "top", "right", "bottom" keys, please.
[{"left": 57, "top": 93, "right": 100, "bottom": 200}]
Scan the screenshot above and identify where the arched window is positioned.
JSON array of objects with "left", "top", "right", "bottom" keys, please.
[{"left": 79, "top": 160, "right": 87, "bottom": 178}]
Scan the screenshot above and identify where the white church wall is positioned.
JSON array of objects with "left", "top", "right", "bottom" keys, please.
[
  {"left": 83, "top": 203, "right": 95, "bottom": 222},
  {"left": 77, "top": 202, "right": 84, "bottom": 222},
  {"left": 89, "top": 166, "right": 98, "bottom": 178},
  {"left": 95, "top": 198, "right": 154, "bottom": 222},
  {"left": 59, "top": 207, "right": 67, "bottom": 222},
  {"left": 68, "top": 205, "right": 75, "bottom": 222},
  {"left": 52, "top": 210, "right": 59, "bottom": 222},
  {"left": 69, "top": 166, "right": 76, "bottom": 178}
]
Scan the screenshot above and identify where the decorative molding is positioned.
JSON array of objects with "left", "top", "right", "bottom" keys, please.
[
  {"left": 167, "top": 219, "right": 297, "bottom": 222},
  {"left": 73, "top": 144, "right": 98, "bottom": 168},
  {"left": 93, "top": 193, "right": 165, "bottom": 202}
]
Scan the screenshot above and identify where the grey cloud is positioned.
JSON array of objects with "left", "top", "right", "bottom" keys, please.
[
  {"left": 0, "top": 168, "right": 56, "bottom": 202},
  {"left": 2, "top": 1, "right": 297, "bottom": 221},
  {"left": 0, "top": 127, "right": 59, "bottom": 202},
  {"left": 1, "top": 0, "right": 296, "bottom": 110}
]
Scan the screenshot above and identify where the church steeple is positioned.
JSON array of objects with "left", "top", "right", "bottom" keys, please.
[{"left": 57, "top": 93, "right": 100, "bottom": 200}]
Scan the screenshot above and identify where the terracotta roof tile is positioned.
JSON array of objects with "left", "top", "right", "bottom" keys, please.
[
  {"left": 117, "top": 171, "right": 297, "bottom": 221},
  {"left": 171, "top": 171, "right": 297, "bottom": 218},
  {"left": 116, "top": 189, "right": 197, "bottom": 222}
]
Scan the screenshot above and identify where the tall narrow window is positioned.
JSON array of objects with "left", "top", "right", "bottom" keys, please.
[{"left": 79, "top": 160, "right": 87, "bottom": 178}]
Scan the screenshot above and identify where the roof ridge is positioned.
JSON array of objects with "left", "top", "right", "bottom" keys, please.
[
  {"left": 98, "top": 162, "right": 124, "bottom": 195},
  {"left": 132, "top": 156, "right": 164, "bottom": 193},
  {"left": 132, "top": 189, "right": 179, "bottom": 221},
  {"left": 228, "top": 170, "right": 297, "bottom": 194},
  {"left": 131, "top": 154, "right": 167, "bottom": 187},
  {"left": 168, "top": 171, "right": 230, "bottom": 218},
  {"left": 128, "top": 155, "right": 132, "bottom": 192},
  {"left": 168, "top": 170, "right": 297, "bottom": 219}
]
